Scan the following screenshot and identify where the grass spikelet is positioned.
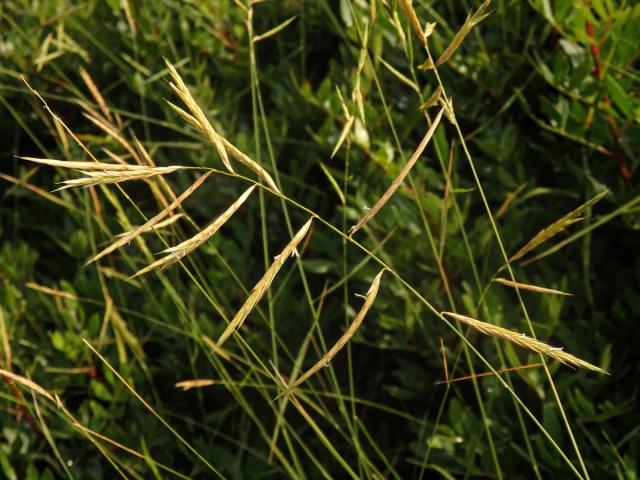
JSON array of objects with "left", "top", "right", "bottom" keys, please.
[
  {"left": 164, "top": 59, "right": 233, "bottom": 173},
  {"left": 175, "top": 379, "right": 216, "bottom": 391},
  {"left": 219, "top": 138, "right": 280, "bottom": 192},
  {"left": 202, "top": 336, "right": 232, "bottom": 361},
  {"left": 79, "top": 67, "right": 113, "bottom": 123},
  {"left": 494, "top": 278, "right": 572, "bottom": 296},
  {"left": 509, "top": 190, "right": 608, "bottom": 263},
  {"left": 82, "top": 112, "right": 140, "bottom": 163},
  {"left": 349, "top": 107, "right": 444, "bottom": 236},
  {"left": 280, "top": 269, "right": 385, "bottom": 396},
  {"left": 439, "top": 96, "right": 456, "bottom": 124},
  {"left": 331, "top": 115, "right": 355, "bottom": 158},
  {"left": 319, "top": 162, "right": 346, "bottom": 205},
  {"left": 419, "top": 85, "right": 443, "bottom": 111},
  {"left": 442, "top": 312, "right": 606, "bottom": 373},
  {"left": 436, "top": 0, "right": 491, "bottom": 67},
  {"left": 417, "top": 58, "right": 434, "bottom": 71},
  {"left": 55, "top": 166, "right": 181, "bottom": 190},
  {"left": 132, "top": 185, "right": 256, "bottom": 278},
  {"left": 18, "top": 156, "right": 147, "bottom": 171},
  {"left": 88, "top": 172, "right": 211, "bottom": 265},
  {"left": 217, "top": 217, "right": 314, "bottom": 347},
  {"left": 0, "top": 368, "right": 55, "bottom": 403},
  {"left": 398, "top": 0, "right": 425, "bottom": 44},
  {"left": 165, "top": 100, "right": 200, "bottom": 129},
  {"left": 164, "top": 60, "right": 280, "bottom": 192},
  {"left": 25, "top": 282, "right": 77, "bottom": 300},
  {"left": 115, "top": 214, "right": 184, "bottom": 238}
]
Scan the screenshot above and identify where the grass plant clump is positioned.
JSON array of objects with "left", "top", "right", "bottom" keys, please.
[{"left": 1, "top": 1, "right": 639, "bottom": 479}]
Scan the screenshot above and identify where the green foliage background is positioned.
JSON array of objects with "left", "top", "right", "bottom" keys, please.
[{"left": 1, "top": 0, "right": 639, "bottom": 478}]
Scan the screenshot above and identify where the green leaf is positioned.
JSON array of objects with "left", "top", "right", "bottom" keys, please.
[
  {"left": 605, "top": 75, "right": 634, "bottom": 119},
  {"left": 0, "top": 450, "right": 17, "bottom": 480}
]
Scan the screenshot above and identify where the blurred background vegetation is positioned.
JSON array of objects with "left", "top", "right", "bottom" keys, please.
[{"left": 1, "top": 0, "right": 639, "bottom": 478}]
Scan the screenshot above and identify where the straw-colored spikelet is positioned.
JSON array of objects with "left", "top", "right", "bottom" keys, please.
[
  {"left": 25, "top": 282, "right": 77, "bottom": 300},
  {"left": 164, "top": 60, "right": 232, "bottom": 173},
  {"left": 88, "top": 172, "right": 212, "bottom": 265},
  {"left": 398, "top": 0, "right": 425, "bottom": 44},
  {"left": 115, "top": 214, "right": 184, "bottom": 238},
  {"left": 132, "top": 185, "right": 256, "bottom": 278},
  {"left": 331, "top": 115, "right": 355, "bottom": 158},
  {"left": 165, "top": 102, "right": 280, "bottom": 192},
  {"left": 19, "top": 156, "right": 148, "bottom": 171},
  {"left": 509, "top": 191, "right": 607, "bottom": 263},
  {"left": 83, "top": 113, "right": 141, "bottom": 163},
  {"left": 349, "top": 107, "right": 444, "bottom": 236},
  {"left": 217, "top": 217, "right": 314, "bottom": 347},
  {"left": 419, "top": 86, "right": 443, "bottom": 111},
  {"left": 436, "top": 0, "right": 491, "bottom": 67},
  {"left": 175, "top": 379, "right": 216, "bottom": 391},
  {"left": 442, "top": 312, "right": 606, "bottom": 373},
  {"left": 164, "top": 60, "right": 280, "bottom": 193},
  {"left": 281, "top": 269, "right": 385, "bottom": 396},
  {"left": 55, "top": 166, "right": 181, "bottom": 190},
  {"left": 220, "top": 139, "right": 280, "bottom": 193},
  {"left": 0, "top": 368, "right": 55, "bottom": 403},
  {"left": 116, "top": 214, "right": 184, "bottom": 238},
  {"left": 493, "top": 278, "right": 572, "bottom": 296},
  {"left": 19, "top": 156, "right": 183, "bottom": 190},
  {"left": 79, "top": 67, "right": 114, "bottom": 124}
]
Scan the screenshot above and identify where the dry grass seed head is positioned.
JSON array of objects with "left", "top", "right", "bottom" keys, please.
[
  {"left": 115, "top": 214, "right": 184, "bottom": 238},
  {"left": 164, "top": 60, "right": 280, "bottom": 192},
  {"left": 132, "top": 185, "right": 256, "bottom": 278},
  {"left": 88, "top": 171, "right": 212, "bottom": 265},
  {"left": 398, "top": 0, "right": 426, "bottom": 44},
  {"left": 216, "top": 217, "right": 314, "bottom": 347},
  {"left": 419, "top": 85, "right": 443, "bottom": 111},
  {"left": 331, "top": 115, "right": 355, "bottom": 158},
  {"left": 175, "top": 379, "right": 216, "bottom": 391},
  {"left": 509, "top": 190, "right": 608, "bottom": 263},
  {"left": 220, "top": 138, "right": 280, "bottom": 192},
  {"left": 349, "top": 107, "right": 445, "bottom": 236},
  {"left": 442, "top": 312, "right": 606, "bottom": 373},
  {"left": 282, "top": 269, "right": 385, "bottom": 395},
  {"left": 0, "top": 368, "right": 55, "bottom": 403},
  {"left": 78, "top": 67, "right": 113, "bottom": 122},
  {"left": 436, "top": 0, "right": 491, "bottom": 67},
  {"left": 82, "top": 112, "right": 141, "bottom": 164},
  {"left": 493, "top": 278, "right": 572, "bottom": 296},
  {"left": 55, "top": 166, "right": 181, "bottom": 190},
  {"left": 164, "top": 59, "right": 233, "bottom": 173},
  {"left": 165, "top": 100, "right": 201, "bottom": 129},
  {"left": 19, "top": 156, "right": 146, "bottom": 171}
]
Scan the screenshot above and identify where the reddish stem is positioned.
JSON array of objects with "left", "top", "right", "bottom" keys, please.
[
  {"left": 585, "top": 21, "right": 601, "bottom": 80},
  {"left": 585, "top": 18, "right": 631, "bottom": 182}
]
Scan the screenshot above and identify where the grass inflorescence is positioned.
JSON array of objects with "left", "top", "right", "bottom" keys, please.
[{"left": 1, "top": 1, "right": 638, "bottom": 479}]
